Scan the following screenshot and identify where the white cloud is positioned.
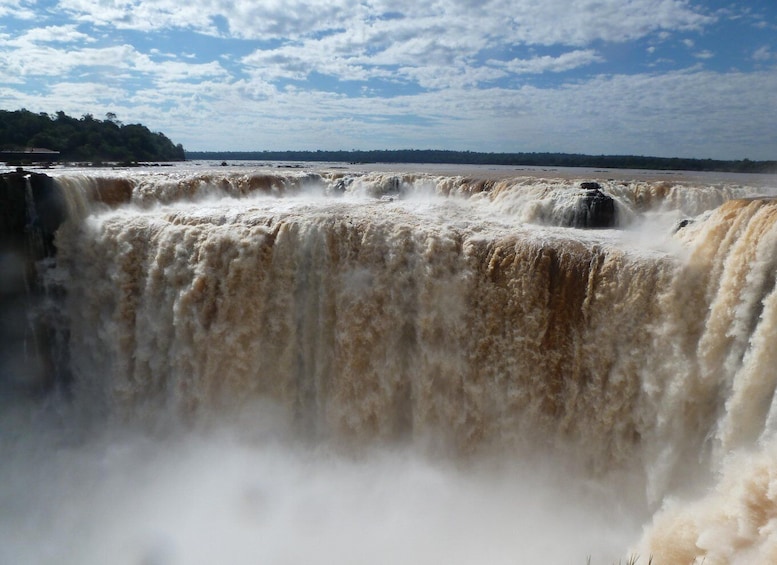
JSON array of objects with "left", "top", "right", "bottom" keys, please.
[
  {"left": 0, "top": 0, "right": 35, "bottom": 19},
  {"left": 0, "top": 39, "right": 228, "bottom": 83},
  {"left": 54, "top": 0, "right": 714, "bottom": 47},
  {"left": 242, "top": 43, "right": 370, "bottom": 82},
  {"left": 3, "top": 0, "right": 774, "bottom": 161},
  {"left": 47, "top": 81, "right": 127, "bottom": 102},
  {"left": 501, "top": 0, "right": 714, "bottom": 46},
  {"left": 13, "top": 25, "right": 95, "bottom": 44},
  {"left": 396, "top": 64, "right": 505, "bottom": 90},
  {"left": 498, "top": 50, "right": 604, "bottom": 74},
  {"left": 753, "top": 45, "right": 774, "bottom": 62},
  {"left": 3, "top": 63, "right": 773, "bottom": 160},
  {"left": 0, "top": 81, "right": 127, "bottom": 117},
  {"left": 149, "top": 60, "right": 230, "bottom": 82},
  {"left": 128, "top": 67, "right": 774, "bottom": 160},
  {"left": 1, "top": 44, "right": 148, "bottom": 76},
  {"left": 5, "top": 0, "right": 717, "bottom": 99},
  {"left": 58, "top": 0, "right": 218, "bottom": 34},
  {"left": 237, "top": 0, "right": 693, "bottom": 90}
]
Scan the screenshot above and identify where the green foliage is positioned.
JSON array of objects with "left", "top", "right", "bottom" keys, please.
[
  {"left": 187, "top": 149, "right": 777, "bottom": 174},
  {"left": 0, "top": 109, "right": 185, "bottom": 162}
]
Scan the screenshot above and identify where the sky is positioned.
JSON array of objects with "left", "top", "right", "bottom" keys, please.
[{"left": 0, "top": 0, "right": 775, "bottom": 159}]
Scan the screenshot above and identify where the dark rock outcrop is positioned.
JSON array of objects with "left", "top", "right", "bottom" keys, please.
[
  {"left": 0, "top": 170, "right": 68, "bottom": 394},
  {"left": 571, "top": 182, "right": 617, "bottom": 228},
  {"left": 674, "top": 218, "right": 693, "bottom": 233},
  {"left": 1, "top": 169, "right": 66, "bottom": 261}
]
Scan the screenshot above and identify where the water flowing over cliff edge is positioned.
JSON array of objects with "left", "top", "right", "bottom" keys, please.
[{"left": 2, "top": 166, "right": 777, "bottom": 564}]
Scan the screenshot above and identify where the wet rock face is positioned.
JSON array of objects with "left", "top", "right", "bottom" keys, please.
[
  {"left": 0, "top": 171, "right": 27, "bottom": 246},
  {"left": 0, "top": 169, "right": 66, "bottom": 257},
  {"left": 580, "top": 186, "right": 617, "bottom": 228},
  {"left": 563, "top": 182, "right": 617, "bottom": 229},
  {"left": 674, "top": 218, "right": 693, "bottom": 233},
  {"left": 0, "top": 170, "right": 67, "bottom": 393}
]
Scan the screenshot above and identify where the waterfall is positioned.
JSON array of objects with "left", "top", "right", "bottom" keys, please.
[{"left": 2, "top": 166, "right": 776, "bottom": 564}]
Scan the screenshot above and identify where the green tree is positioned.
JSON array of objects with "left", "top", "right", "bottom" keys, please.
[{"left": 0, "top": 108, "right": 186, "bottom": 162}]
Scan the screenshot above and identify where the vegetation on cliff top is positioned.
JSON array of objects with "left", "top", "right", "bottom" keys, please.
[{"left": 0, "top": 109, "right": 185, "bottom": 163}]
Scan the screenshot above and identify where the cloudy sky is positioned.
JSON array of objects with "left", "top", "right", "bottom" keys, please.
[{"left": 0, "top": 0, "right": 775, "bottom": 159}]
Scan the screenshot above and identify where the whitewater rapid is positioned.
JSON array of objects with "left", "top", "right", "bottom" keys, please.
[{"left": 2, "top": 164, "right": 777, "bottom": 564}]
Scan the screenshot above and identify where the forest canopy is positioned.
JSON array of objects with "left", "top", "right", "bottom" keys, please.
[
  {"left": 0, "top": 109, "right": 185, "bottom": 163},
  {"left": 187, "top": 149, "right": 777, "bottom": 174}
]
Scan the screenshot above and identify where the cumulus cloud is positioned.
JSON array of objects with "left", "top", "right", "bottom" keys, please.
[
  {"left": 58, "top": 0, "right": 218, "bottom": 34},
  {"left": 0, "top": 0, "right": 35, "bottom": 19},
  {"left": 753, "top": 45, "right": 774, "bottom": 61},
  {"left": 2, "top": 43, "right": 146, "bottom": 76},
  {"left": 5, "top": 0, "right": 718, "bottom": 92},
  {"left": 1, "top": 0, "right": 774, "bottom": 160},
  {"left": 242, "top": 42, "right": 378, "bottom": 82},
  {"left": 54, "top": 0, "right": 713, "bottom": 45},
  {"left": 497, "top": 50, "right": 604, "bottom": 74},
  {"left": 126, "top": 67, "right": 774, "bottom": 160},
  {"left": 3, "top": 24, "right": 94, "bottom": 46},
  {"left": 234, "top": 0, "right": 705, "bottom": 90},
  {"left": 1, "top": 38, "right": 228, "bottom": 81}
]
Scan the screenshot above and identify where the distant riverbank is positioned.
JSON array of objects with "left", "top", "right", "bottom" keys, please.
[{"left": 186, "top": 149, "right": 777, "bottom": 174}]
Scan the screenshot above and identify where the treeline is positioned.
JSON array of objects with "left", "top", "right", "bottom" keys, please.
[
  {"left": 186, "top": 149, "right": 777, "bottom": 174},
  {"left": 0, "top": 109, "right": 185, "bottom": 163}
]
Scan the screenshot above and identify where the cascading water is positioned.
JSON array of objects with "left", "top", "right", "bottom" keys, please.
[{"left": 1, "top": 165, "right": 776, "bottom": 564}]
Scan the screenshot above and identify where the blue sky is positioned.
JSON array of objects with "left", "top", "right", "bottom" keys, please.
[{"left": 0, "top": 0, "right": 775, "bottom": 159}]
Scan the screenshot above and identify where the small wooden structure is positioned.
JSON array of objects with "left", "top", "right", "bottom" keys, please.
[{"left": 1, "top": 148, "right": 60, "bottom": 164}]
